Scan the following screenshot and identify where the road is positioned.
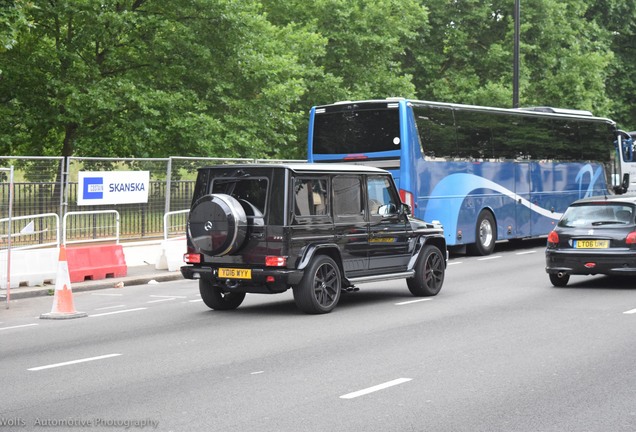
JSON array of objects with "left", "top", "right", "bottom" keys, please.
[{"left": 1, "top": 240, "right": 636, "bottom": 432}]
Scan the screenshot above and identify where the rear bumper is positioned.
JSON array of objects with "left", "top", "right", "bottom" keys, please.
[
  {"left": 545, "top": 249, "right": 636, "bottom": 276},
  {"left": 180, "top": 265, "right": 304, "bottom": 293}
]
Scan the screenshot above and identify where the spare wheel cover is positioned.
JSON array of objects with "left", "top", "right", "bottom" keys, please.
[{"left": 188, "top": 193, "right": 248, "bottom": 256}]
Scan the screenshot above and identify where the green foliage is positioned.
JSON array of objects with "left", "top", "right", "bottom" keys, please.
[{"left": 0, "top": 0, "right": 635, "bottom": 161}]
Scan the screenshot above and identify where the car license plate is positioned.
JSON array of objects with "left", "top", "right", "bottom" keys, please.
[
  {"left": 574, "top": 240, "right": 609, "bottom": 249},
  {"left": 218, "top": 268, "right": 252, "bottom": 279}
]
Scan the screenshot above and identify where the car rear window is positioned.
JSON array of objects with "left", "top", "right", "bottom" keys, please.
[
  {"left": 210, "top": 178, "right": 268, "bottom": 215},
  {"left": 558, "top": 203, "right": 634, "bottom": 227}
]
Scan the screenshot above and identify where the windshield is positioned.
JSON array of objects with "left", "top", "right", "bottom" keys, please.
[
  {"left": 312, "top": 105, "right": 400, "bottom": 155},
  {"left": 558, "top": 203, "right": 634, "bottom": 227}
]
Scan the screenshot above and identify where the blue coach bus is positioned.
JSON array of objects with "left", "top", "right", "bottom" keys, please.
[{"left": 307, "top": 98, "right": 636, "bottom": 255}]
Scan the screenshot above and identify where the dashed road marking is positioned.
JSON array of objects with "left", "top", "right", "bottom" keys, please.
[
  {"left": 0, "top": 323, "right": 38, "bottom": 331},
  {"left": 95, "top": 305, "right": 126, "bottom": 311},
  {"left": 477, "top": 255, "right": 502, "bottom": 261},
  {"left": 89, "top": 307, "right": 147, "bottom": 317},
  {"left": 340, "top": 378, "right": 412, "bottom": 399},
  {"left": 395, "top": 298, "right": 432, "bottom": 306},
  {"left": 28, "top": 353, "right": 122, "bottom": 371}
]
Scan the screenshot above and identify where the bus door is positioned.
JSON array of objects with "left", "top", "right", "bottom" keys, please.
[
  {"left": 515, "top": 161, "right": 533, "bottom": 238},
  {"left": 617, "top": 130, "right": 636, "bottom": 193}
]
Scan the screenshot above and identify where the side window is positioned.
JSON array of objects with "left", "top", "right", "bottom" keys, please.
[
  {"left": 294, "top": 178, "right": 328, "bottom": 217},
  {"left": 333, "top": 176, "right": 363, "bottom": 220},
  {"left": 367, "top": 175, "right": 399, "bottom": 216}
]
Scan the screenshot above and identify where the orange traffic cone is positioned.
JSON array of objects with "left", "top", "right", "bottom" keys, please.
[{"left": 40, "top": 245, "right": 87, "bottom": 320}]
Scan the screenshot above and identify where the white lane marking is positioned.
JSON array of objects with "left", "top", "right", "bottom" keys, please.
[
  {"left": 0, "top": 323, "right": 38, "bottom": 331},
  {"left": 623, "top": 308, "right": 636, "bottom": 315},
  {"left": 448, "top": 261, "right": 463, "bottom": 265},
  {"left": 147, "top": 298, "right": 176, "bottom": 304},
  {"left": 516, "top": 250, "right": 537, "bottom": 255},
  {"left": 395, "top": 298, "right": 432, "bottom": 306},
  {"left": 188, "top": 299, "right": 203, "bottom": 303},
  {"left": 91, "top": 293, "right": 124, "bottom": 297},
  {"left": 477, "top": 255, "right": 502, "bottom": 261},
  {"left": 150, "top": 295, "right": 187, "bottom": 299},
  {"left": 251, "top": 371, "right": 265, "bottom": 375},
  {"left": 95, "top": 305, "right": 126, "bottom": 311},
  {"left": 340, "top": 378, "right": 412, "bottom": 399},
  {"left": 89, "top": 307, "right": 147, "bottom": 317},
  {"left": 28, "top": 353, "right": 122, "bottom": 371}
]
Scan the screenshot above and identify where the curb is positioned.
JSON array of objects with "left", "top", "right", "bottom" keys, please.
[{"left": 2, "top": 272, "right": 184, "bottom": 300}]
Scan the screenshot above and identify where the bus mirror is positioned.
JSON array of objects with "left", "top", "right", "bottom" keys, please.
[{"left": 613, "top": 173, "right": 629, "bottom": 195}]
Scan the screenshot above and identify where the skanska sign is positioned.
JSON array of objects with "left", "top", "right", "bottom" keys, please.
[{"left": 78, "top": 171, "right": 150, "bottom": 205}]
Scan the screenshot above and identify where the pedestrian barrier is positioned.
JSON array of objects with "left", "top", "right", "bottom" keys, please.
[
  {"left": 66, "top": 244, "right": 127, "bottom": 283},
  {"left": 155, "top": 209, "right": 188, "bottom": 272},
  {"left": 155, "top": 238, "right": 186, "bottom": 272},
  {"left": 40, "top": 245, "right": 87, "bottom": 319},
  {"left": 0, "top": 248, "right": 58, "bottom": 289}
]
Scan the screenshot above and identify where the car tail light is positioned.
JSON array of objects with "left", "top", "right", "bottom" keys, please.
[
  {"left": 400, "top": 189, "right": 415, "bottom": 209},
  {"left": 184, "top": 253, "right": 201, "bottom": 264},
  {"left": 265, "top": 256, "right": 287, "bottom": 267},
  {"left": 547, "top": 230, "right": 559, "bottom": 246},
  {"left": 626, "top": 232, "right": 636, "bottom": 245}
]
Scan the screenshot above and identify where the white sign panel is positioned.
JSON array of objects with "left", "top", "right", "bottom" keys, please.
[{"left": 78, "top": 171, "right": 150, "bottom": 206}]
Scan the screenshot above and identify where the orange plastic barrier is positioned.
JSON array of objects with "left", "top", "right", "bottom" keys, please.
[{"left": 66, "top": 244, "right": 128, "bottom": 283}]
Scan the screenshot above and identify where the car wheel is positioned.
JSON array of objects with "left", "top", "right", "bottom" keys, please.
[
  {"left": 549, "top": 273, "right": 570, "bottom": 287},
  {"left": 407, "top": 245, "right": 445, "bottom": 296},
  {"left": 188, "top": 193, "right": 248, "bottom": 256},
  {"left": 468, "top": 210, "right": 496, "bottom": 256},
  {"left": 199, "top": 279, "right": 245, "bottom": 310},
  {"left": 293, "top": 255, "right": 341, "bottom": 314}
]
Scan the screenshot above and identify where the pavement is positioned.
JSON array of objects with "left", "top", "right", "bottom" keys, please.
[
  {"left": 0, "top": 241, "right": 186, "bottom": 301},
  {"left": 3, "top": 265, "right": 185, "bottom": 300}
]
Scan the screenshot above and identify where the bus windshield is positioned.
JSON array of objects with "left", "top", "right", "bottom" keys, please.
[{"left": 312, "top": 104, "right": 400, "bottom": 155}]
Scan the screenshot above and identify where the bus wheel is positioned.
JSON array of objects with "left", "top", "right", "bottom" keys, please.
[{"left": 468, "top": 210, "right": 496, "bottom": 256}]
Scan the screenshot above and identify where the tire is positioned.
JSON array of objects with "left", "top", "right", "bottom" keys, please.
[
  {"left": 407, "top": 245, "right": 445, "bottom": 296},
  {"left": 199, "top": 279, "right": 245, "bottom": 310},
  {"left": 293, "top": 255, "right": 341, "bottom": 314},
  {"left": 188, "top": 193, "right": 248, "bottom": 256},
  {"left": 468, "top": 210, "right": 497, "bottom": 256},
  {"left": 549, "top": 273, "right": 570, "bottom": 287}
]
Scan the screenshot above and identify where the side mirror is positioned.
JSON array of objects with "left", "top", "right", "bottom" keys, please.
[{"left": 401, "top": 203, "right": 411, "bottom": 216}]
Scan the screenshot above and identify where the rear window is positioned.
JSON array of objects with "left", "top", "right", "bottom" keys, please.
[
  {"left": 210, "top": 178, "right": 268, "bottom": 215},
  {"left": 313, "top": 106, "right": 400, "bottom": 154},
  {"left": 558, "top": 203, "right": 634, "bottom": 227}
]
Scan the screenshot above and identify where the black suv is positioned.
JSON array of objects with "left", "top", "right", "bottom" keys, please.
[{"left": 181, "top": 163, "right": 447, "bottom": 314}]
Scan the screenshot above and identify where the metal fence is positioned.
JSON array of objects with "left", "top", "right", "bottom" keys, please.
[{"left": 0, "top": 156, "right": 304, "bottom": 247}]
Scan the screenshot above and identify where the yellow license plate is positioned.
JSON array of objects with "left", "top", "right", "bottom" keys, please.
[
  {"left": 574, "top": 240, "right": 609, "bottom": 249},
  {"left": 218, "top": 268, "right": 252, "bottom": 279}
]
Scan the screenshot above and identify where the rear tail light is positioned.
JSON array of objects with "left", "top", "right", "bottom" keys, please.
[
  {"left": 400, "top": 189, "right": 415, "bottom": 210},
  {"left": 626, "top": 232, "right": 636, "bottom": 245},
  {"left": 547, "top": 230, "right": 559, "bottom": 246},
  {"left": 184, "top": 253, "right": 201, "bottom": 264},
  {"left": 265, "top": 256, "right": 287, "bottom": 267}
]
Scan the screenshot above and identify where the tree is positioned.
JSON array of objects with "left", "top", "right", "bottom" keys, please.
[
  {"left": 405, "top": 0, "right": 614, "bottom": 115},
  {"left": 0, "top": 0, "right": 323, "bottom": 160}
]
